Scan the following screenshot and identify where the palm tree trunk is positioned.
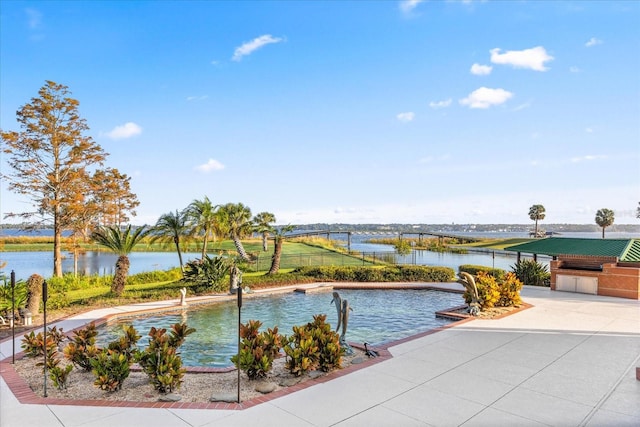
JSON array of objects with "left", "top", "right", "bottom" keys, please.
[
  {"left": 174, "top": 236, "right": 184, "bottom": 272},
  {"left": 262, "top": 233, "right": 268, "bottom": 251},
  {"left": 267, "top": 238, "right": 283, "bottom": 275},
  {"left": 112, "top": 255, "right": 130, "bottom": 296},
  {"left": 232, "top": 234, "right": 251, "bottom": 262}
]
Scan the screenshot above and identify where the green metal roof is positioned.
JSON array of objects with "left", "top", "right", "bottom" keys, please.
[{"left": 504, "top": 238, "right": 640, "bottom": 262}]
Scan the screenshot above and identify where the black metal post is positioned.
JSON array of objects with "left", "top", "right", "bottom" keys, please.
[
  {"left": 237, "top": 286, "right": 242, "bottom": 403},
  {"left": 11, "top": 270, "right": 15, "bottom": 364},
  {"left": 42, "top": 280, "right": 48, "bottom": 398}
]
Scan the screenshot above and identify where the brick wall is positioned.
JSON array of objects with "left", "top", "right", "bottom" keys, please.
[{"left": 550, "top": 257, "right": 640, "bottom": 300}]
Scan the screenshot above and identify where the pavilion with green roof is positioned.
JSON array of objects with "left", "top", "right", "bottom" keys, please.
[{"left": 506, "top": 238, "right": 640, "bottom": 300}]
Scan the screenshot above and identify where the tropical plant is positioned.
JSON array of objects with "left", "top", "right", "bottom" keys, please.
[
  {"left": 63, "top": 322, "right": 101, "bottom": 371},
  {"left": 497, "top": 272, "right": 523, "bottom": 307},
  {"left": 231, "top": 319, "right": 283, "bottom": 380},
  {"left": 91, "top": 350, "right": 131, "bottom": 392},
  {"left": 267, "top": 224, "right": 295, "bottom": 275},
  {"left": 595, "top": 208, "right": 615, "bottom": 238},
  {"left": 306, "top": 315, "right": 343, "bottom": 372},
  {"left": 185, "top": 196, "right": 219, "bottom": 258},
  {"left": 91, "top": 325, "right": 140, "bottom": 392},
  {"left": 528, "top": 204, "right": 546, "bottom": 237},
  {"left": 217, "top": 202, "right": 253, "bottom": 261},
  {"left": 511, "top": 260, "right": 550, "bottom": 287},
  {"left": 636, "top": 202, "right": 640, "bottom": 219},
  {"left": 0, "top": 274, "right": 27, "bottom": 316},
  {"left": 90, "top": 224, "right": 151, "bottom": 295},
  {"left": 151, "top": 209, "right": 190, "bottom": 273},
  {"left": 283, "top": 325, "right": 319, "bottom": 377},
  {"left": 253, "top": 211, "right": 276, "bottom": 251},
  {"left": 182, "top": 254, "right": 229, "bottom": 292},
  {"left": 1, "top": 81, "right": 108, "bottom": 277},
  {"left": 137, "top": 323, "right": 196, "bottom": 393}
]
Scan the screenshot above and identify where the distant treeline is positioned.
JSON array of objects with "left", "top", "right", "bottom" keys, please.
[
  {"left": 2, "top": 222, "right": 639, "bottom": 234},
  {"left": 291, "top": 223, "right": 640, "bottom": 233}
]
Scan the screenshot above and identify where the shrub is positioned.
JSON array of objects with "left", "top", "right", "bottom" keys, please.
[
  {"left": 498, "top": 272, "right": 523, "bottom": 307},
  {"left": 283, "top": 314, "right": 344, "bottom": 376},
  {"left": 463, "top": 271, "right": 523, "bottom": 311},
  {"left": 183, "top": 255, "right": 229, "bottom": 292},
  {"left": 459, "top": 264, "right": 505, "bottom": 279},
  {"left": 91, "top": 351, "right": 131, "bottom": 392},
  {"left": 21, "top": 329, "right": 72, "bottom": 390},
  {"left": 283, "top": 325, "right": 319, "bottom": 377},
  {"left": 63, "top": 322, "right": 101, "bottom": 371},
  {"left": 136, "top": 323, "right": 195, "bottom": 393},
  {"left": 0, "top": 275, "right": 27, "bottom": 315},
  {"left": 307, "top": 315, "right": 343, "bottom": 372},
  {"left": 46, "top": 345, "right": 73, "bottom": 390},
  {"left": 231, "top": 319, "right": 283, "bottom": 380},
  {"left": 464, "top": 271, "right": 500, "bottom": 310},
  {"left": 294, "top": 265, "right": 455, "bottom": 283},
  {"left": 393, "top": 239, "right": 412, "bottom": 255},
  {"left": 90, "top": 324, "right": 140, "bottom": 392},
  {"left": 511, "top": 260, "right": 550, "bottom": 287}
]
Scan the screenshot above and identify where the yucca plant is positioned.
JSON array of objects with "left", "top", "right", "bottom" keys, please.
[{"left": 511, "top": 260, "right": 550, "bottom": 287}]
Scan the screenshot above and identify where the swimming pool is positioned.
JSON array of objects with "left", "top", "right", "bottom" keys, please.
[{"left": 97, "top": 289, "right": 462, "bottom": 367}]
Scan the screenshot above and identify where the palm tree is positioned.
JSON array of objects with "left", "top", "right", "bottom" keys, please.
[
  {"left": 636, "top": 202, "right": 640, "bottom": 219},
  {"left": 528, "top": 204, "right": 546, "bottom": 238},
  {"left": 91, "top": 225, "right": 151, "bottom": 296},
  {"left": 217, "top": 203, "right": 253, "bottom": 261},
  {"left": 595, "top": 208, "right": 615, "bottom": 238},
  {"left": 151, "top": 210, "right": 189, "bottom": 273},
  {"left": 185, "top": 196, "right": 218, "bottom": 258},
  {"left": 253, "top": 211, "right": 276, "bottom": 251},
  {"left": 267, "top": 224, "right": 295, "bottom": 275}
]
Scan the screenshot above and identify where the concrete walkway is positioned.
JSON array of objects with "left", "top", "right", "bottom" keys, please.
[{"left": 1, "top": 285, "right": 639, "bottom": 426}]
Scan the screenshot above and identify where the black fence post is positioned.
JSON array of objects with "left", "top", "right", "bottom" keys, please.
[{"left": 11, "top": 270, "right": 15, "bottom": 364}]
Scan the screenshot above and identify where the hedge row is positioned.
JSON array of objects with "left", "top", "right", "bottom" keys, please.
[{"left": 293, "top": 265, "right": 455, "bottom": 283}]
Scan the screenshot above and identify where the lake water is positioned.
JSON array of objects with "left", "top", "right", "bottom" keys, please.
[
  {"left": 2, "top": 231, "right": 635, "bottom": 281},
  {"left": 97, "top": 288, "right": 461, "bottom": 367}
]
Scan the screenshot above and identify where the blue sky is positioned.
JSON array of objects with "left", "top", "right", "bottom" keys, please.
[{"left": 1, "top": 0, "right": 639, "bottom": 226}]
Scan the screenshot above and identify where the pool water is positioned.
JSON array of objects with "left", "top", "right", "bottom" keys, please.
[{"left": 97, "top": 289, "right": 462, "bottom": 367}]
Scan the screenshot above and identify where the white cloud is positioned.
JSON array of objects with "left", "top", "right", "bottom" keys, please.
[
  {"left": 585, "top": 37, "right": 603, "bottom": 47},
  {"left": 490, "top": 46, "right": 554, "bottom": 71},
  {"left": 186, "top": 95, "right": 209, "bottom": 101},
  {"left": 513, "top": 102, "right": 531, "bottom": 111},
  {"left": 232, "top": 34, "right": 283, "bottom": 61},
  {"left": 399, "top": 0, "right": 424, "bottom": 14},
  {"left": 195, "top": 158, "right": 225, "bottom": 173},
  {"left": 459, "top": 87, "right": 513, "bottom": 109},
  {"left": 429, "top": 99, "right": 452, "bottom": 109},
  {"left": 569, "top": 66, "right": 582, "bottom": 73},
  {"left": 570, "top": 154, "right": 607, "bottom": 163},
  {"left": 106, "top": 122, "right": 142, "bottom": 139},
  {"left": 25, "top": 8, "right": 42, "bottom": 29},
  {"left": 585, "top": 127, "right": 594, "bottom": 133},
  {"left": 396, "top": 112, "right": 415, "bottom": 122},
  {"left": 470, "top": 63, "right": 492, "bottom": 75}
]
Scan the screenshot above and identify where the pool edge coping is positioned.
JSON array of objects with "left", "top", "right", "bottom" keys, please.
[{"left": 0, "top": 282, "right": 533, "bottom": 410}]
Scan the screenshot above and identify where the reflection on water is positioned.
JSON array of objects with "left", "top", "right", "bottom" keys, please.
[
  {"left": 5, "top": 230, "right": 623, "bottom": 280},
  {"left": 98, "top": 289, "right": 462, "bottom": 367}
]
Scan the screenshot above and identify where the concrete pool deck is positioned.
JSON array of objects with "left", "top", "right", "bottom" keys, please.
[{"left": 1, "top": 283, "right": 639, "bottom": 426}]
